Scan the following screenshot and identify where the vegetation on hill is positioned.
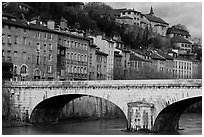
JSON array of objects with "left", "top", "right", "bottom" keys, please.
[{"left": 3, "top": 2, "right": 201, "bottom": 56}]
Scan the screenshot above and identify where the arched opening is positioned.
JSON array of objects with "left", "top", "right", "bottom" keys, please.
[
  {"left": 153, "top": 96, "right": 202, "bottom": 132},
  {"left": 33, "top": 68, "right": 41, "bottom": 80},
  {"left": 20, "top": 64, "right": 28, "bottom": 81},
  {"left": 30, "top": 94, "right": 127, "bottom": 125}
]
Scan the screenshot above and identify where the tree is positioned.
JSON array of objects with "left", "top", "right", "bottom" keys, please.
[{"left": 173, "top": 24, "right": 189, "bottom": 32}]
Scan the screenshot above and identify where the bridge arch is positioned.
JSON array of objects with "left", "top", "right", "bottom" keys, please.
[
  {"left": 29, "top": 93, "right": 127, "bottom": 124},
  {"left": 153, "top": 96, "right": 202, "bottom": 132}
]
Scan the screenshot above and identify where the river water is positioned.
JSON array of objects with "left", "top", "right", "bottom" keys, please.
[{"left": 2, "top": 113, "right": 201, "bottom": 135}]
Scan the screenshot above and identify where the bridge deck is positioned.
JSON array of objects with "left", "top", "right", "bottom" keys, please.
[{"left": 3, "top": 79, "right": 202, "bottom": 88}]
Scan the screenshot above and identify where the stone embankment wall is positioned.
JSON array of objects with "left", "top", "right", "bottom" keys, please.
[{"left": 59, "top": 96, "right": 124, "bottom": 120}]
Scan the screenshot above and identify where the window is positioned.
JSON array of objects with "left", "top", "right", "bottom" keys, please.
[
  {"left": 48, "top": 65, "right": 52, "bottom": 73},
  {"left": 8, "top": 35, "right": 11, "bottom": 44},
  {"left": 37, "top": 42, "right": 40, "bottom": 52},
  {"left": 36, "top": 55, "right": 40, "bottom": 65},
  {"left": 71, "top": 52, "right": 73, "bottom": 60},
  {"left": 2, "top": 50, "right": 5, "bottom": 58},
  {"left": 78, "top": 66, "right": 80, "bottom": 74},
  {"left": 71, "top": 41, "right": 74, "bottom": 47},
  {"left": 23, "top": 37, "right": 26, "bottom": 45},
  {"left": 81, "top": 54, "right": 84, "bottom": 62},
  {"left": 49, "top": 44, "right": 52, "bottom": 50},
  {"left": 75, "top": 53, "right": 77, "bottom": 60},
  {"left": 81, "top": 67, "right": 84, "bottom": 74},
  {"left": 48, "top": 54, "right": 52, "bottom": 61},
  {"left": 78, "top": 43, "right": 80, "bottom": 49},
  {"left": 44, "top": 33, "right": 47, "bottom": 39},
  {"left": 2, "top": 34, "right": 5, "bottom": 44},
  {"left": 23, "top": 51, "right": 26, "bottom": 61},
  {"left": 67, "top": 52, "right": 70, "bottom": 59},
  {"left": 14, "top": 51, "right": 17, "bottom": 58},
  {"left": 43, "top": 56, "right": 46, "bottom": 65},
  {"left": 84, "top": 67, "right": 87, "bottom": 74},
  {"left": 50, "top": 34, "right": 53, "bottom": 40},
  {"left": 67, "top": 65, "right": 70, "bottom": 73},
  {"left": 61, "top": 70, "right": 65, "bottom": 77},
  {"left": 14, "top": 36, "right": 18, "bottom": 44},
  {"left": 85, "top": 54, "right": 87, "bottom": 62},
  {"left": 37, "top": 32, "right": 40, "bottom": 38},
  {"left": 64, "top": 39, "right": 67, "bottom": 46},
  {"left": 75, "top": 42, "right": 77, "bottom": 49},
  {"left": 33, "top": 69, "right": 41, "bottom": 80},
  {"left": 81, "top": 43, "right": 84, "bottom": 50},
  {"left": 70, "top": 65, "right": 73, "bottom": 73},
  {"left": 74, "top": 66, "right": 77, "bottom": 73},
  {"left": 14, "top": 66, "right": 17, "bottom": 74},
  {"left": 85, "top": 44, "right": 87, "bottom": 50},
  {"left": 78, "top": 53, "right": 80, "bottom": 61},
  {"left": 20, "top": 65, "right": 27, "bottom": 74},
  {"left": 67, "top": 40, "right": 70, "bottom": 48},
  {"left": 61, "top": 49, "right": 65, "bottom": 55}
]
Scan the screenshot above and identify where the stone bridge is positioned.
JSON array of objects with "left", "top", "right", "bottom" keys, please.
[{"left": 3, "top": 79, "right": 202, "bottom": 132}]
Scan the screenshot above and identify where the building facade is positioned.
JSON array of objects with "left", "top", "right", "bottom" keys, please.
[
  {"left": 116, "top": 9, "right": 144, "bottom": 27},
  {"left": 90, "top": 35, "right": 115, "bottom": 80},
  {"left": 143, "top": 7, "right": 169, "bottom": 36},
  {"left": 113, "top": 51, "right": 123, "bottom": 80},
  {"left": 88, "top": 38, "right": 97, "bottom": 80},
  {"left": 57, "top": 32, "right": 90, "bottom": 81},
  {"left": 95, "top": 49, "right": 108, "bottom": 80},
  {"left": 2, "top": 13, "right": 58, "bottom": 81}
]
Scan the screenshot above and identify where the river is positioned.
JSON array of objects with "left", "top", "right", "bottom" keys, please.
[{"left": 2, "top": 113, "right": 201, "bottom": 135}]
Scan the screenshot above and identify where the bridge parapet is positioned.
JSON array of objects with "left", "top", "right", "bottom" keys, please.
[{"left": 3, "top": 79, "right": 202, "bottom": 88}]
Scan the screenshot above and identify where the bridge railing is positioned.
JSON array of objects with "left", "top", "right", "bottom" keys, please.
[{"left": 3, "top": 79, "right": 202, "bottom": 88}]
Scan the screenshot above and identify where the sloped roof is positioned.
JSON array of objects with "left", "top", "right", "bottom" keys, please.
[
  {"left": 117, "top": 16, "right": 133, "bottom": 20},
  {"left": 144, "top": 14, "right": 168, "bottom": 25},
  {"left": 145, "top": 51, "right": 166, "bottom": 60},
  {"left": 95, "top": 50, "right": 108, "bottom": 56},
  {"left": 122, "top": 9, "right": 141, "bottom": 13},
  {"left": 130, "top": 53, "right": 149, "bottom": 62},
  {"left": 2, "top": 19, "right": 90, "bottom": 41},
  {"left": 174, "top": 56, "right": 199, "bottom": 62},
  {"left": 116, "top": 47, "right": 130, "bottom": 53},
  {"left": 171, "top": 35, "right": 192, "bottom": 44},
  {"left": 131, "top": 49, "right": 146, "bottom": 56},
  {"left": 155, "top": 49, "right": 173, "bottom": 60},
  {"left": 166, "top": 26, "right": 190, "bottom": 36}
]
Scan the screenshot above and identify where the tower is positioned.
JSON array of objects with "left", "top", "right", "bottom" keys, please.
[{"left": 149, "top": 6, "right": 154, "bottom": 15}]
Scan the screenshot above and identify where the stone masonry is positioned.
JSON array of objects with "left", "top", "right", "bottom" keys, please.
[{"left": 2, "top": 79, "right": 202, "bottom": 132}]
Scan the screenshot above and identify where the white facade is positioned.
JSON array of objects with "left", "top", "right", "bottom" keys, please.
[
  {"left": 90, "top": 35, "right": 115, "bottom": 80},
  {"left": 173, "top": 59, "right": 192, "bottom": 79}
]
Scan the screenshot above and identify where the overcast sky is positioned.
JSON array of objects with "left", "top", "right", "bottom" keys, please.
[{"left": 106, "top": 2, "right": 202, "bottom": 39}]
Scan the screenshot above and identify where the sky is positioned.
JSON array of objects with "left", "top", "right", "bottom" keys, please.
[{"left": 106, "top": 2, "right": 202, "bottom": 39}]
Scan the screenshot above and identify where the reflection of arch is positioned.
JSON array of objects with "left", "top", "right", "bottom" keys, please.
[
  {"left": 153, "top": 96, "right": 201, "bottom": 132},
  {"left": 33, "top": 68, "right": 41, "bottom": 80},
  {"left": 30, "top": 94, "right": 127, "bottom": 124}
]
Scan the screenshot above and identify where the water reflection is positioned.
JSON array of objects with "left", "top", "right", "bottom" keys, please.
[{"left": 2, "top": 113, "right": 201, "bottom": 135}]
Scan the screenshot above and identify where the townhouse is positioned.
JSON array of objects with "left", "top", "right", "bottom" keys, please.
[
  {"left": 95, "top": 48, "right": 108, "bottom": 80},
  {"left": 2, "top": 13, "right": 58, "bottom": 81},
  {"left": 89, "top": 35, "right": 115, "bottom": 80},
  {"left": 113, "top": 51, "right": 123, "bottom": 80}
]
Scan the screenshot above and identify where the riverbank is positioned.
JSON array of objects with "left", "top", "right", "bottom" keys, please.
[{"left": 2, "top": 119, "right": 32, "bottom": 128}]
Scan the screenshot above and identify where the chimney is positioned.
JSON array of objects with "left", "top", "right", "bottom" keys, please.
[
  {"left": 47, "top": 20, "right": 55, "bottom": 30},
  {"left": 60, "top": 17, "right": 67, "bottom": 30}
]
